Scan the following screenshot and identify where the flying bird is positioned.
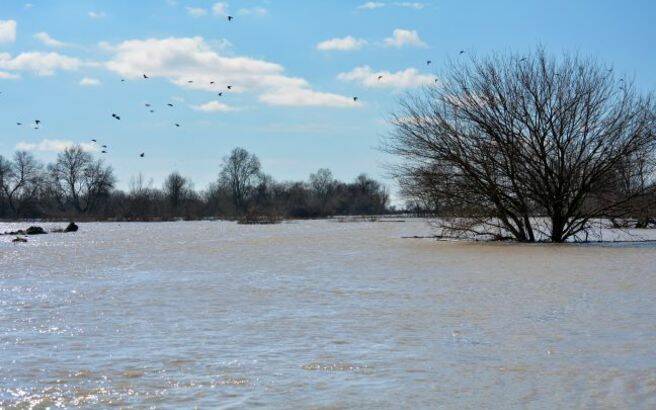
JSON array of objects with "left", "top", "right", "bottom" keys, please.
[
  {"left": 112, "top": 113, "right": 121, "bottom": 120},
  {"left": 210, "top": 81, "right": 215, "bottom": 85},
  {"left": 174, "top": 123, "right": 180, "bottom": 127},
  {"left": 140, "top": 153, "right": 145, "bottom": 158},
  {"left": 353, "top": 97, "right": 358, "bottom": 102},
  {"left": 16, "top": 122, "right": 22, "bottom": 126},
  {"left": 91, "top": 139, "right": 97, "bottom": 142},
  {"left": 102, "top": 145, "right": 107, "bottom": 148},
  {"left": 426, "top": 60, "right": 432, "bottom": 65},
  {"left": 150, "top": 109, "right": 155, "bottom": 113},
  {"left": 167, "top": 103, "right": 174, "bottom": 107},
  {"left": 520, "top": 58, "right": 527, "bottom": 62},
  {"left": 217, "top": 92, "right": 223, "bottom": 97},
  {"left": 101, "top": 150, "right": 107, "bottom": 154},
  {"left": 143, "top": 74, "right": 149, "bottom": 79},
  {"left": 187, "top": 80, "right": 194, "bottom": 83},
  {"left": 459, "top": 50, "right": 465, "bottom": 55},
  {"left": 227, "top": 15, "right": 234, "bottom": 21},
  {"left": 35, "top": 120, "right": 41, "bottom": 125},
  {"left": 121, "top": 79, "right": 125, "bottom": 82},
  {"left": 377, "top": 75, "right": 383, "bottom": 80},
  {"left": 227, "top": 85, "right": 233, "bottom": 90},
  {"left": 145, "top": 103, "right": 151, "bottom": 107}
]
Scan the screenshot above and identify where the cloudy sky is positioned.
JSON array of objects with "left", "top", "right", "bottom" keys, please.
[{"left": 0, "top": 0, "right": 654, "bottom": 193}]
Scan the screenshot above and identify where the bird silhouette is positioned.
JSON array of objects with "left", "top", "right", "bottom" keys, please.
[
  {"left": 150, "top": 109, "right": 155, "bottom": 113},
  {"left": 112, "top": 113, "right": 121, "bottom": 120},
  {"left": 174, "top": 123, "right": 180, "bottom": 127},
  {"left": 210, "top": 81, "right": 215, "bottom": 85},
  {"left": 121, "top": 79, "right": 125, "bottom": 82},
  {"left": 140, "top": 153, "right": 145, "bottom": 157},
  {"left": 377, "top": 75, "right": 383, "bottom": 80},
  {"left": 459, "top": 50, "right": 465, "bottom": 55},
  {"left": 167, "top": 103, "right": 174, "bottom": 107},
  {"left": 145, "top": 103, "right": 151, "bottom": 107},
  {"left": 227, "top": 15, "right": 234, "bottom": 21},
  {"left": 520, "top": 58, "right": 527, "bottom": 62},
  {"left": 91, "top": 139, "right": 97, "bottom": 142},
  {"left": 427, "top": 60, "right": 432, "bottom": 65},
  {"left": 143, "top": 74, "right": 149, "bottom": 79},
  {"left": 227, "top": 85, "right": 233, "bottom": 90},
  {"left": 353, "top": 97, "right": 358, "bottom": 102},
  {"left": 102, "top": 145, "right": 107, "bottom": 148},
  {"left": 35, "top": 120, "right": 41, "bottom": 125},
  {"left": 217, "top": 92, "right": 223, "bottom": 97},
  {"left": 101, "top": 150, "right": 107, "bottom": 154},
  {"left": 16, "top": 122, "right": 22, "bottom": 126},
  {"left": 187, "top": 80, "right": 194, "bottom": 83}
]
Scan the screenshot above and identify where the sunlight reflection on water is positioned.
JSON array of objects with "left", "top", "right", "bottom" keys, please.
[{"left": 1, "top": 220, "right": 656, "bottom": 408}]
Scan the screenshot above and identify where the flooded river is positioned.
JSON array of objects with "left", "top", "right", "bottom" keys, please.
[{"left": 1, "top": 220, "right": 655, "bottom": 408}]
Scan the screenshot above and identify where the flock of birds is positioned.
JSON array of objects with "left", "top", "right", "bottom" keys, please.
[
  {"left": 14, "top": 74, "right": 241, "bottom": 159},
  {"left": 110, "top": 74, "right": 239, "bottom": 157},
  {"left": 11, "top": 9, "right": 470, "bottom": 161}
]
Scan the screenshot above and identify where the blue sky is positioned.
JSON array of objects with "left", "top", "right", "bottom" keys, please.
[{"left": 0, "top": 0, "right": 655, "bottom": 196}]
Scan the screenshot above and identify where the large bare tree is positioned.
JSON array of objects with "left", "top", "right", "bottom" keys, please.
[
  {"left": 219, "top": 147, "right": 262, "bottom": 214},
  {"left": 163, "top": 171, "right": 193, "bottom": 214},
  {"left": 387, "top": 49, "right": 656, "bottom": 242},
  {"left": 0, "top": 151, "right": 44, "bottom": 217},
  {"left": 49, "top": 146, "right": 115, "bottom": 213},
  {"left": 310, "top": 168, "right": 335, "bottom": 214}
]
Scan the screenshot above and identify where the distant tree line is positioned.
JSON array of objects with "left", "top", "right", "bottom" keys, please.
[
  {"left": 0, "top": 146, "right": 390, "bottom": 221},
  {"left": 388, "top": 48, "right": 656, "bottom": 242}
]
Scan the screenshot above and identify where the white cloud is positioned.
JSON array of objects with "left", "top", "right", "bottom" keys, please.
[
  {"left": 384, "top": 29, "right": 427, "bottom": 48},
  {"left": 238, "top": 7, "right": 267, "bottom": 16},
  {"left": 88, "top": 11, "right": 106, "bottom": 19},
  {"left": 0, "top": 20, "right": 17, "bottom": 44},
  {"left": 0, "top": 52, "right": 82, "bottom": 76},
  {"left": 395, "top": 2, "right": 426, "bottom": 9},
  {"left": 259, "top": 88, "right": 359, "bottom": 108},
  {"left": 104, "top": 36, "right": 355, "bottom": 108},
  {"left": 186, "top": 7, "right": 207, "bottom": 17},
  {"left": 316, "top": 36, "right": 367, "bottom": 51},
  {"left": 24, "top": 3, "right": 34, "bottom": 9},
  {"left": 16, "top": 139, "right": 97, "bottom": 153},
  {"left": 358, "top": 2, "right": 385, "bottom": 10},
  {"left": 338, "top": 65, "right": 435, "bottom": 88},
  {"left": 192, "top": 100, "right": 236, "bottom": 112},
  {"left": 0, "top": 71, "right": 20, "bottom": 79},
  {"left": 212, "top": 2, "right": 229, "bottom": 16},
  {"left": 79, "top": 77, "right": 101, "bottom": 86},
  {"left": 34, "top": 32, "right": 67, "bottom": 48}
]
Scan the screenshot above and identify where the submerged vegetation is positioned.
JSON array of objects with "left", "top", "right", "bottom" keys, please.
[
  {"left": 389, "top": 48, "right": 656, "bottom": 242},
  {"left": 0, "top": 146, "right": 390, "bottom": 221}
]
